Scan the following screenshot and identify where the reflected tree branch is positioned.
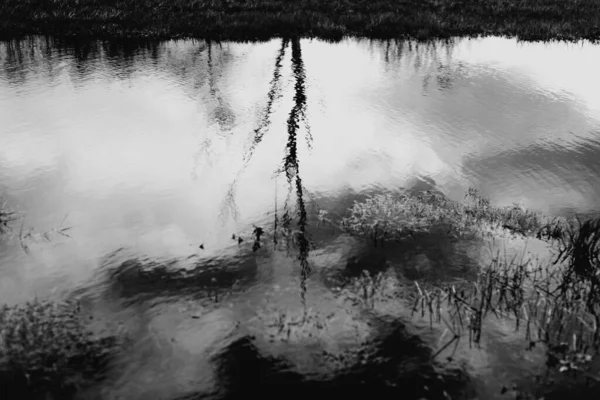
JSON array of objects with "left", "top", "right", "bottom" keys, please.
[
  {"left": 218, "top": 39, "right": 290, "bottom": 225},
  {"left": 282, "top": 37, "right": 311, "bottom": 304}
]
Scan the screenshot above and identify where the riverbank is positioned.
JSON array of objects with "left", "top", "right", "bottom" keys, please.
[{"left": 1, "top": 0, "right": 600, "bottom": 42}]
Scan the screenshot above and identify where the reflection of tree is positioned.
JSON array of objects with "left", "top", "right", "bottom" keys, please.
[
  {"left": 243, "top": 38, "right": 290, "bottom": 165},
  {"left": 282, "top": 37, "right": 311, "bottom": 303},
  {"left": 192, "top": 40, "right": 238, "bottom": 180},
  {"left": 218, "top": 37, "right": 313, "bottom": 303},
  {"left": 368, "top": 38, "right": 461, "bottom": 94},
  {"left": 206, "top": 40, "right": 236, "bottom": 133},
  {"left": 1, "top": 40, "right": 27, "bottom": 85},
  {"left": 218, "top": 39, "right": 289, "bottom": 224},
  {"left": 179, "top": 322, "right": 470, "bottom": 399},
  {"left": 91, "top": 252, "right": 258, "bottom": 307},
  {"left": 0, "top": 37, "right": 210, "bottom": 89}
]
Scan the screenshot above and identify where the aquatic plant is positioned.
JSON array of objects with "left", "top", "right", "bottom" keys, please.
[
  {"left": 410, "top": 248, "right": 600, "bottom": 376},
  {"left": 334, "top": 189, "right": 600, "bottom": 381},
  {"left": 340, "top": 189, "right": 567, "bottom": 246},
  {"left": 0, "top": 197, "right": 16, "bottom": 235},
  {"left": 342, "top": 253, "right": 600, "bottom": 381},
  {"left": 17, "top": 214, "right": 73, "bottom": 254},
  {"left": 0, "top": 300, "right": 118, "bottom": 398}
]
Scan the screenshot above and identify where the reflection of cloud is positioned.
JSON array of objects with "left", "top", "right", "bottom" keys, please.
[
  {"left": 324, "top": 37, "right": 600, "bottom": 211},
  {"left": 462, "top": 135, "right": 600, "bottom": 213},
  {"left": 301, "top": 107, "right": 447, "bottom": 192},
  {"left": 1, "top": 76, "right": 202, "bottom": 194},
  {"left": 1, "top": 36, "right": 599, "bottom": 248},
  {"left": 454, "top": 37, "right": 600, "bottom": 115},
  {"left": 0, "top": 128, "right": 59, "bottom": 175}
]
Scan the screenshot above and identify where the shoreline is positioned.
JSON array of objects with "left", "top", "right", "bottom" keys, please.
[{"left": 1, "top": 0, "right": 600, "bottom": 42}]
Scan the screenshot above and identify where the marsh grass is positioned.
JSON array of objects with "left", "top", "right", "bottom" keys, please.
[
  {"left": 409, "top": 252, "right": 600, "bottom": 377},
  {"left": 0, "top": 300, "right": 118, "bottom": 398},
  {"left": 344, "top": 254, "right": 600, "bottom": 380},
  {"left": 339, "top": 189, "right": 568, "bottom": 246},
  {"left": 1, "top": 0, "right": 600, "bottom": 41},
  {"left": 337, "top": 190, "right": 600, "bottom": 378}
]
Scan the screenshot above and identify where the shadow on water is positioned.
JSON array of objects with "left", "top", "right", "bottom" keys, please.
[
  {"left": 179, "top": 321, "right": 474, "bottom": 400},
  {"left": 74, "top": 244, "right": 257, "bottom": 307},
  {"left": 57, "top": 197, "right": 483, "bottom": 399},
  {"left": 80, "top": 251, "right": 476, "bottom": 400}
]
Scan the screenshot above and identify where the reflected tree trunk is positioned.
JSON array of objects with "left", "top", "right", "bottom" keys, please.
[
  {"left": 282, "top": 37, "right": 311, "bottom": 304},
  {"left": 217, "top": 37, "right": 314, "bottom": 304},
  {"left": 218, "top": 38, "right": 289, "bottom": 224}
]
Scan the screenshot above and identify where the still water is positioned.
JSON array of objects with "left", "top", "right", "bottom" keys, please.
[{"left": 1, "top": 36, "right": 600, "bottom": 399}]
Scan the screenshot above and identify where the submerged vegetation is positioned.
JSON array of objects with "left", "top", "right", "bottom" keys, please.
[
  {"left": 1, "top": 0, "right": 600, "bottom": 41},
  {"left": 338, "top": 188, "right": 564, "bottom": 246},
  {"left": 332, "top": 189, "right": 600, "bottom": 384},
  {"left": 2, "top": 187, "right": 600, "bottom": 397},
  {"left": 0, "top": 197, "right": 15, "bottom": 235},
  {"left": 0, "top": 300, "right": 118, "bottom": 399}
]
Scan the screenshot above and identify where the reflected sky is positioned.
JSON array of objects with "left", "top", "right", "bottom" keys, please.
[
  {"left": 1, "top": 36, "right": 600, "bottom": 302},
  {"left": 1, "top": 36, "right": 599, "bottom": 399}
]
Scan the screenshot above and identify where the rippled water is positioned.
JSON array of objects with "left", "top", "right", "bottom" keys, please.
[{"left": 1, "top": 36, "right": 600, "bottom": 399}]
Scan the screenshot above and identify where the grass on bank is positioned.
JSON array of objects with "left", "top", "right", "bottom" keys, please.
[{"left": 1, "top": 0, "right": 600, "bottom": 41}]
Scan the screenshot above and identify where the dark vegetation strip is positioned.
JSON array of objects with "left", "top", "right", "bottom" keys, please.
[{"left": 1, "top": 0, "right": 600, "bottom": 41}]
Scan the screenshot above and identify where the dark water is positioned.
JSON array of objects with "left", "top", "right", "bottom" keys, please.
[{"left": 1, "top": 36, "right": 600, "bottom": 399}]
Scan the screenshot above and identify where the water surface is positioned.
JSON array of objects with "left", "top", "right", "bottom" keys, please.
[{"left": 1, "top": 36, "right": 600, "bottom": 399}]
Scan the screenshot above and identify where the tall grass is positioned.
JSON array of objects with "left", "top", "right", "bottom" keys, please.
[{"left": 1, "top": 0, "right": 600, "bottom": 41}]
